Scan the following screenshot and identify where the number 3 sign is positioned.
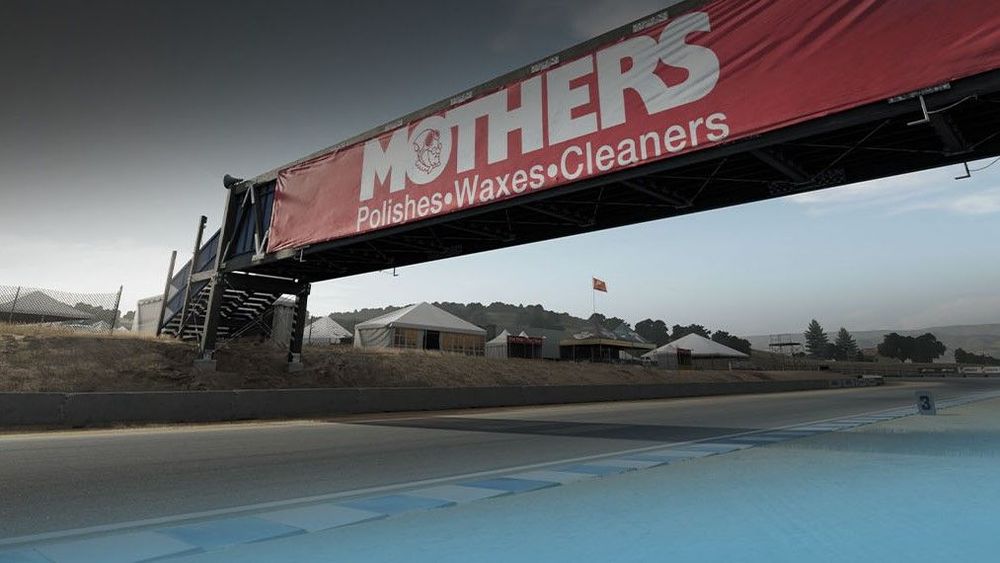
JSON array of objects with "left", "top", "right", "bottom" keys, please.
[{"left": 915, "top": 391, "right": 937, "bottom": 415}]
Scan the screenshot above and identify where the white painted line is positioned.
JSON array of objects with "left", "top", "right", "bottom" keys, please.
[
  {"left": 737, "top": 436, "right": 791, "bottom": 443},
  {"left": 687, "top": 442, "right": 755, "bottom": 452},
  {"left": 505, "top": 470, "right": 597, "bottom": 485},
  {"left": 641, "top": 449, "right": 714, "bottom": 459},
  {"left": 584, "top": 458, "right": 664, "bottom": 470}
]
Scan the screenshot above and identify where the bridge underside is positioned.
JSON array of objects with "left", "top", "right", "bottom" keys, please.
[{"left": 233, "top": 71, "right": 1000, "bottom": 283}]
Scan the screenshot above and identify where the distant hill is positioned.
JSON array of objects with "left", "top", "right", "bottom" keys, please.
[{"left": 747, "top": 324, "right": 1000, "bottom": 362}]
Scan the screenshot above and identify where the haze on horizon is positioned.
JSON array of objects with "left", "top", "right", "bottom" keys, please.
[{"left": 1, "top": 0, "right": 998, "bottom": 337}]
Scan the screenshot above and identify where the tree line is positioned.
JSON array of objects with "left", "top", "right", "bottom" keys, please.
[
  {"left": 954, "top": 348, "right": 1000, "bottom": 365},
  {"left": 330, "top": 302, "right": 753, "bottom": 354},
  {"left": 803, "top": 320, "right": 862, "bottom": 361},
  {"left": 803, "top": 319, "right": 948, "bottom": 363},
  {"left": 625, "top": 317, "right": 752, "bottom": 354}
]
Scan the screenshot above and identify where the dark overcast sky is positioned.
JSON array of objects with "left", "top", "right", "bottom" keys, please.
[
  {"left": 0, "top": 0, "right": 666, "bottom": 239},
  {"left": 2, "top": 0, "right": 998, "bottom": 336}
]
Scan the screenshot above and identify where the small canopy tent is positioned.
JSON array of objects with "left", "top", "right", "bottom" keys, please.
[
  {"left": 642, "top": 333, "right": 749, "bottom": 369},
  {"left": 304, "top": 316, "right": 352, "bottom": 344},
  {"left": 485, "top": 329, "right": 545, "bottom": 359},
  {"left": 485, "top": 329, "right": 512, "bottom": 358},
  {"left": 354, "top": 302, "right": 486, "bottom": 355}
]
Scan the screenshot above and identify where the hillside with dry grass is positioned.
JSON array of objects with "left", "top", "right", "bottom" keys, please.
[{"left": 0, "top": 324, "right": 837, "bottom": 393}]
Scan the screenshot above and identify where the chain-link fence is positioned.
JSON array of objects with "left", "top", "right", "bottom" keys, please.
[{"left": 0, "top": 284, "right": 123, "bottom": 334}]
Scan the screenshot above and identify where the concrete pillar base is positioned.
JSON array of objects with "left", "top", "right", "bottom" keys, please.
[{"left": 287, "top": 353, "right": 303, "bottom": 372}]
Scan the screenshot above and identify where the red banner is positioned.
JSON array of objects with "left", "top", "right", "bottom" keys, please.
[{"left": 268, "top": 0, "right": 1000, "bottom": 252}]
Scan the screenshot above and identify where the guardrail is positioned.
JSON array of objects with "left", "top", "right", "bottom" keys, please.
[
  {"left": 824, "top": 362, "right": 1000, "bottom": 378},
  {"left": 0, "top": 377, "right": 880, "bottom": 428}
]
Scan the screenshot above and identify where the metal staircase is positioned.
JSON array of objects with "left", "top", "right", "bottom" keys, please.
[
  {"left": 157, "top": 222, "right": 286, "bottom": 344},
  {"left": 156, "top": 180, "right": 310, "bottom": 370}
]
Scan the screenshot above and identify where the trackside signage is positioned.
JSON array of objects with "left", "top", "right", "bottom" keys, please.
[{"left": 268, "top": 0, "right": 1000, "bottom": 252}]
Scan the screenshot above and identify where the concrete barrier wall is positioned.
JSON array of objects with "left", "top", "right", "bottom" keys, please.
[{"left": 0, "top": 377, "right": 881, "bottom": 428}]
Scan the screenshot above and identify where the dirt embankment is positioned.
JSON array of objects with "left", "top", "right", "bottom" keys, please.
[{"left": 0, "top": 326, "right": 838, "bottom": 393}]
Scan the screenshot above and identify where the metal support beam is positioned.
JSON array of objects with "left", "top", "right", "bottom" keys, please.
[
  {"left": 287, "top": 284, "right": 310, "bottom": 371},
  {"left": 176, "top": 215, "right": 207, "bottom": 338},
  {"left": 155, "top": 251, "right": 177, "bottom": 337},
  {"left": 196, "top": 272, "right": 227, "bottom": 368},
  {"left": 190, "top": 270, "right": 216, "bottom": 284},
  {"left": 249, "top": 184, "right": 269, "bottom": 259},
  {"left": 6, "top": 286, "right": 21, "bottom": 324},
  {"left": 750, "top": 149, "right": 810, "bottom": 183},
  {"left": 196, "top": 182, "right": 240, "bottom": 367},
  {"left": 108, "top": 285, "right": 123, "bottom": 334},
  {"left": 622, "top": 180, "right": 691, "bottom": 208},
  {"left": 929, "top": 113, "right": 970, "bottom": 156},
  {"left": 441, "top": 222, "right": 514, "bottom": 242},
  {"left": 226, "top": 273, "right": 303, "bottom": 295},
  {"left": 526, "top": 204, "right": 595, "bottom": 227},
  {"left": 768, "top": 167, "right": 846, "bottom": 197}
]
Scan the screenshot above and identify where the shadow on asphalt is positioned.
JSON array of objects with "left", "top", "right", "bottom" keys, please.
[{"left": 344, "top": 417, "right": 756, "bottom": 443}]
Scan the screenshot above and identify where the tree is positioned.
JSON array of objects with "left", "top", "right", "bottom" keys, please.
[
  {"left": 955, "top": 348, "right": 1000, "bottom": 365},
  {"left": 635, "top": 319, "right": 671, "bottom": 346},
  {"left": 877, "top": 333, "right": 908, "bottom": 361},
  {"left": 587, "top": 313, "right": 626, "bottom": 331},
  {"left": 803, "top": 319, "right": 830, "bottom": 359},
  {"left": 711, "top": 330, "right": 752, "bottom": 355},
  {"left": 671, "top": 324, "right": 710, "bottom": 340},
  {"left": 587, "top": 313, "right": 608, "bottom": 327},
  {"left": 833, "top": 328, "right": 858, "bottom": 361},
  {"left": 877, "top": 332, "right": 946, "bottom": 363},
  {"left": 606, "top": 317, "right": 628, "bottom": 330},
  {"left": 910, "top": 333, "right": 947, "bottom": 363}
]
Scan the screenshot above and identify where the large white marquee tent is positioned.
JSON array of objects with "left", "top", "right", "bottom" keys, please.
[
  {"left": 643, "top": 333, "right": 749, "bottom": 369},
  {"left": 353, "top": 302, "right": 486, "bottom": 355}
]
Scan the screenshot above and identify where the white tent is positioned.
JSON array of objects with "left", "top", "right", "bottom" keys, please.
[
  {"left": 485, "top": 329, "right": 512, "bottom": 358},
  {"left": 353, "top": 302, "right": 486, "bottom": 354},
  {"left": 643, "top": 333, "right": 748, "bottom": 368},
  {"left": 0, "top": 291, "right": 94, "bottom": 323},
  {"left": 304, "top": 317, "right": 352, "bottom": 344},
  {"left": 486, "top": 329, "right": 546, "bottom": 359}
]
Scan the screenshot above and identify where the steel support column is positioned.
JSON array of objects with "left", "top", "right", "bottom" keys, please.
[
  {"left": 155, "top": 251, "right": 177, "bottom": 337},
  {"left": 177, "top": 215, "right": 207, "bottom": 338},
  {"left": 287, "top": 283, "right": 310, "bottom": 371},
  {"left": 195, "top": 182, "right": 240, "bottom": 369},
  {"left": 195, "top": 272, "right": 227, "bottom": 369}
]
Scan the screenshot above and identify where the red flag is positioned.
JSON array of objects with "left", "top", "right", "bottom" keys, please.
[{"left": 592, "top": 277, "right": 607, "bottom": 293}]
